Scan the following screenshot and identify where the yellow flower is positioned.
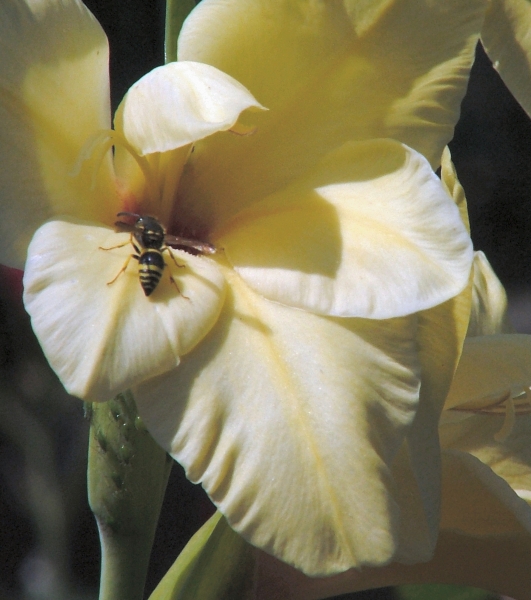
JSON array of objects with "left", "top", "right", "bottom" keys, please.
[
  {"left": 202, "top": 168, "right": 531, "bottom": 600},
  {"left": 0, "top": 0, "right": 494, "bottom": 577}
]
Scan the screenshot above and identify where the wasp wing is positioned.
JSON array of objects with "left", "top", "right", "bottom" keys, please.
[{"left": 164, "top": 234, "right": 216, "bottom": 255}]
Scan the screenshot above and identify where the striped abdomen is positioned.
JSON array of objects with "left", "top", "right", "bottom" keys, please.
[{"left": 138, "top": 249, "right": 165, "bottom": 296}]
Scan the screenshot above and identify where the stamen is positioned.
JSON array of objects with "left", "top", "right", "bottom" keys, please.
[
  {"left": 449, "top": 385, "right": 531, "bottom": 442},
  {"left": 494, "top": 395, "right": 516, "bottom": 442}
]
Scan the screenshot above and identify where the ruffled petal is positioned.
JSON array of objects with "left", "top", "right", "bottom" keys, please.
[
  {"left": 440, "top": 146, "right": 470, "bottom": 233},
  {"left": 249, "top": 451, "right": 531, "bottom": 599},
  {"left": 22, "top": 219, "right": 226, "bottom": 402},
  {"left": 114, "top": 61, "right": 265, "bottom": 156},
  {"left": 174, "top": 0, "right": 486, "bottom": 229},
  {"left": 218, "top": 140, "right": 472, "bottom": 319},
  {"left": 134, "top": 267, "right": 422, "bottom": 576},
  {"left": 0, "top": 0, "right": 118, "bottom": 268},
  {"left": 467, "top": 251, "right": 512, "bottom": 337},
  {"left": 392, "top": 282, "right": 472, "bottom": 563},
  {"left": 481, "top": 0, "right": 531, "bottom": 117}
]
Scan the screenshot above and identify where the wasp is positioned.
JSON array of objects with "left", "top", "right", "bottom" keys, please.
[{"left": 100, "top": 212, "right": 216, "bottom": 297}]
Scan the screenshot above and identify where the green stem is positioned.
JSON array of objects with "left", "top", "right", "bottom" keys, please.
[
  {"left": 87, "top": 391, "right": 173, "bottom": 600},
  {"left": 164, "top": 0, "right": 197, "bottom": 63}
]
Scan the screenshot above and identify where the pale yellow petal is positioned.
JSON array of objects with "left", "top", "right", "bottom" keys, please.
[
  {"left": 135, "top": 267, "right": 422, "bottom": 576},
  {"left": 392, "top": 284, "right": 472, "bottom": 563},
  {"left": 22, "top": 220, "right": 226, "bottom": 402},
  {"left": 114, "top": 61, "right": 265, "bottom": 156},
  {"left": 481, "top": 0, "right": 531, "bottom": 117},
  {"left": 174, "top": 0, "right": 486, "bottom": 229},
  {"left": 440, "top": 146, "right": 470, "bottom": 233},
  {"left": 0, "top": 0, "right": 119, "bottom": 268},
  {"left": 252, "top": 532, "right": 531, "bottom": 600},
  {"left": 218, "top": 140, "right": 472, "bottom": 319},
  {"left": 444, "top": 335, "right": 531, "bottom": 410},
  {"left": 440, "top": 449, "right": 531, "bottom": 535},
  {"left": 441, "top": 410, "right": 531, "bottom": 506},
  {"left": 467, "top": 251, "right": 512, "bottom": 337}
]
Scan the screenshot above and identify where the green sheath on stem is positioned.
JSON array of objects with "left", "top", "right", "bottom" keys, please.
[
  {"left": 87, "top": 391, "right": 173, "bottom": 600},
  {"left": 165, "top": 0, "right": 197, "bottom": 63}
]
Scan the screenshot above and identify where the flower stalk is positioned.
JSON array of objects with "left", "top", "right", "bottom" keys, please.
[{"left": 87, "top": 391, "right": 173, "bottom": 600}]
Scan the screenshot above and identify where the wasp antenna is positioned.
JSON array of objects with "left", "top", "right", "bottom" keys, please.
[{"left": 117, "top": 211, "right": 141, "bottom": 219}]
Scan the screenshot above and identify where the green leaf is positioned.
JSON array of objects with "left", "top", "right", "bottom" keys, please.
[
  {"left": 397, "top": 584, "right": 499, "bottom": 600},
  {"left": 165, "top": 0, "right": 197, "bottom": 64},
  {"left": 148, "top": 511, "right": 255, "bottom": 600}
]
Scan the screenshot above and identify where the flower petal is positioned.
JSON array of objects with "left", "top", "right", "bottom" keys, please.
[
  {"left": 252, "top": 533, "right": 531, "bottom": 600},
  {"left": 481, "top": 0, "right": 531, "bottom": 117},
  {"left": 114, "top": 61, "right": 265, "bottom": 156},
  {"left": 441, "top": 410, "right": 531, "bottom": 508},
  {"left": 444, "top": 335, "right": 531, "bottom": 410},
  {"left": 250, "top": 465, "right": 531, "bottom": 600},
  {"left": 440, "top": 449, "right": 531, "bottom": 535},
  {"left": 440, "top": 146, "right": 470, "bottom": 233},
  {"left": 22, "top": 219, "right": 226, "bottom": 402},
  {"left": 218, "top": 140, "right": 472, "bottom": 319},
  {"left": 134, "top": 266, "right": 422, "bottom": 576},
  {"left": 0, "top": 0, "right": 118, "bottom": 268},
  {"left": 174, "top": 0, "right": 486, "bottom": 229},
  {"left": 467, "top": 251, "right": 512, "bottom": 337},
  {"left": 392, "top": 285, "right": 473, "bottom": 563}
]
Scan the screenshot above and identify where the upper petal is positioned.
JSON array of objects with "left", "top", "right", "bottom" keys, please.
[
  {"left": 174, "top": 0, "right": 487, "bottom": 229},
  {"left": 0, "top": 0, "right": 119, "bottom": 268},
  {"left": 218, "top": 140, "right": 472, "bottom": 319},
  {"left": 22, "top": 219, "right": 226, "bottom": 402},
  {"left": 135, "top": 266, "right": 422, "bottom": 576},
  {"left": 481, "top": 0, "right": 531, "bottom": 117},
  {"left": 114, "top": 61, "right": 266, "bottom": 156}
]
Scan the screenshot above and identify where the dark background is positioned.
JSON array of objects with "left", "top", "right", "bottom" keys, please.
[{"left": 1, "top": 0, "right": 530, "bottom": 598}]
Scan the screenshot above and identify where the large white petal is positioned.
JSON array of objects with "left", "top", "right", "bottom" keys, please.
[
  {"left": 173, "top": 0, "right": 486, "bottom": 231},
  {"left": 0, "top": 0, "right": 118, "bottom": 268},
  {"left": 115, "top": 61, "right": 265, "bottom": 156},
  {"left": 135, "top": 266, "right": 422, "bottom": 575},
  {"left": 218, "top": 140, "right": 472, "bottom": 319},
  {"left": 23, "top": 220, "right": 226, "bottom": 402}
]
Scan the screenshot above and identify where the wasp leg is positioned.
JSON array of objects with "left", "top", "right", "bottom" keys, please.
[
  {"left": 107, "top": 254, "right": 139, "bottom": 285},
  {"left": 99, "top": 233, "right": 135, "bottom": 251},
  {"left": 168, "top": 275, "right": 190, "bottom": 300},
  {"left": 162, "top": 248, "right": 190, "bottom": 299},
  {"left": 162, "top": 246, "right": 185, "bottom": 268}
]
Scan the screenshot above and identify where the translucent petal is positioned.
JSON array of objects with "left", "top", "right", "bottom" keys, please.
[
  {"left": 135, "top": 267, "right": 421, "bottom": 576},
  {"left": 440, "top": 450, "right": 531, "bottom": 535},
  {"left": 444, "top": 335, "right": 531, "bottom": 410},
  {"left": 218, "top": 140, "right": 472, "bottom": 319},
  {"left": 174, "top": 0, "right": 486, "bottom": 229},
  {"left": 441, "top": 331, "right": 531, "bottom": 507},
  {"left": 23, "top": 220, "right": 226, "bottom": 402},
  {"left": 252, "top": 534, "right": 531, "bottom": 600},
  {"left": 441, "top": 410, "right": 531, "bottom": 508},
  {"left": 481, "top": 0, "right": 531, "bottom": 117},
  {"left": 114, "top": 61, "right": 266, "bottom": 156},
  {"left": 0, "top": 0, "right": 118, "bottom": 268}
]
